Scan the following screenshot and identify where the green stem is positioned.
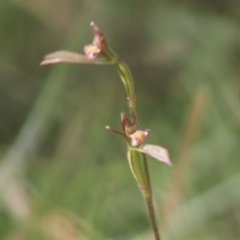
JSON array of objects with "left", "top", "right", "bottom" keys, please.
[
  {"left": 102, "top": 49, "right": 137, "bottom": 124},
  {"left": 127, "top": 150, "right": 161, "bottom": 240},
  {"left": 103, "top": 42, "right": 161, "bottom": 240},
  {"left": 127, "top": 95, "right": 138, "bottom": 128},
  {"left": 142, "top": 153, "right": 161, "bottom": 240}
]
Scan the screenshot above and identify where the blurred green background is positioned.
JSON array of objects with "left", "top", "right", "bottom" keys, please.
[{"left": 0, "top": 0, "right": 240, "bottom": 239}]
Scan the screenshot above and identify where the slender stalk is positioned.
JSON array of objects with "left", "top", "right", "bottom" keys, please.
[
  {"left": 142, "top": 153, "right": 161, "bottom": 240},
  {"left": 113, "top": 52, "right": 161, "bottom": 240},
  {"left": 127, "top": 96, "right": 138, "bottom": 129}
]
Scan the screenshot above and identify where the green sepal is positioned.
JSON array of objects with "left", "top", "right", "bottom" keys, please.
[
  {"left": 127, "top": 147, "right": 147, "bottom": 188},
  {"left": 116, "top": 60, "right": 134, "bottom": 98}
]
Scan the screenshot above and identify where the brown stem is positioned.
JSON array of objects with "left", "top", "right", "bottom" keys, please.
[{"left": 142, "top": 153, "right": 161, "bottom": 240}]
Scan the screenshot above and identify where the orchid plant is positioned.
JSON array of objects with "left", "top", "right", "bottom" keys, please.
[{"left": 41, "top": 22, "right": 172, "bottom": 240}]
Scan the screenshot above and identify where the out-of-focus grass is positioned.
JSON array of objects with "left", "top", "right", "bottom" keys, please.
[{"left": 0, "top": 1, "right": 240, "bottom": 239}]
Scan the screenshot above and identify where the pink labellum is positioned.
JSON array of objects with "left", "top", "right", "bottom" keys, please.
[
  {"left": 137, "top": 144, "right": 172, "bottom": 166},
  {"left": 84, "top": 44, "right": 101, "bottom": 59},
  {"left": 130, "top": 130, "right": 150, "bottom": 147}
]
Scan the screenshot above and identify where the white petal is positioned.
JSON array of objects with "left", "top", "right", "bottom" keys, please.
[
  {"left": 40, "top": 51, "right": 109, "bottom": 66},
  {"left": 137, "top": 144, "right": 172, "bottom": 166}
]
